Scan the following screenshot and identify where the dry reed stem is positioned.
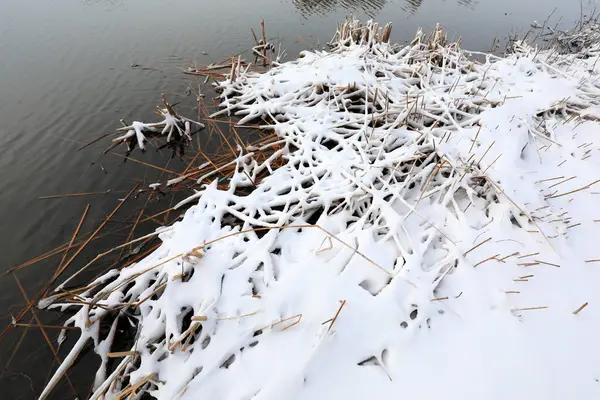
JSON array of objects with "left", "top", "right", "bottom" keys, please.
[
  {"left": 89, "top": 355, "right": 132, "bottom": 400},
  {"left": 473, "top": 254, "right": 500, "bottom": 267},
  {"left": 548, "top": 185, "right": 590, "bottom": 198},
  {"left": 534, "top": 260, "right": 560, "bottom": 267},
  {"left": 463, "top": 237, "right": 491, "bottom": 257},
  {"left": 54, "top": 205, "right": 91, "bottom": 280},
  {"left": 187, "top": 224, "right": 392, "bottom": 275},
  {"left": 573, "top": 302, "right": 588, "bottom": 315},
  {"left": 535, "top": 176, "right": 565, "bottom": 183},
  {"left": 498, "top": 252, "right": 520, "bottom": 261},
  {"left": 12, "top": 323, "right": 77, "bottom": 330},
  {"left": 118, "top": 208, "right": 146, "bottom": 262},
  {"left": 106, "top": 351, "right": 137, "bottom": 358},
  {"left": 514, "top": 306, "right": 548, "bottom": 311},
  {"left": 114, "top": 373, "right": 157, "bottom": 400},
  {"left": 112, "top": 153, "right": 179, "bottom": 175},
  {"left": 548, "top": 176, "right": 576, "bottom": 188},
  {"left": 482, "top": 153, "right": 502, "bottom": 174},
  {"left": 477, "top": 141, "right": 496, "bottom": 165},
  {"left": 135, "top": 282, "right": 168, "bottom": 306},
  {"left": 518, "top": 262, "right": 540, "bottom": 266},
  {"left": 119, "top": 243, "right": 161, "bottom": 271},
  {"left": 328, "top": 300, "right": 347, "bottom": 332},
  {"left": 270, "top": 314, "right": 302, "bottom": 331},
  {"left": 261, "top": 20, "right": 267, "bottom": 67},
  {"left": 0, "top": 184, "right": 140, "bottom": 342},
  {"left": 518, "top": 252, "right": 539, "bottom": 259},
  {"left": 13, "top": 274, "right": 78, "bottom": 397},
  {"left": 487, "top": 178, "right": 555, "bottom": 252},
  {"left": 139, "top": 208, "right": 175, "bottom": 224},
  {"left": 39, "top": 191, "right": 124, "bottom": 200},
  {"left": 468, "top": 125, "right": 483, "bottom": 153},
  {"left": 316, "top": 236, "right": 333, "bottom": 253},
  {"left": 53, "top": 183, "right": 141, "bottom": 290},
  {"left": 0, "top": 315, "right": 34, "bottom": 378}
]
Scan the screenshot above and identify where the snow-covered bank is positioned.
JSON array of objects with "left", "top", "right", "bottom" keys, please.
[{"left": 44, "top": 20, "right": 600, "bottom": 399}]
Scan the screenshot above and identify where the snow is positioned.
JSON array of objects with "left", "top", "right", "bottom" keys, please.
[
  {"left": 113, "top": 95, "right": 204, "bottom": 151},
  {"left": 43, "top": 21, "right": 600, "bottom": 399}
]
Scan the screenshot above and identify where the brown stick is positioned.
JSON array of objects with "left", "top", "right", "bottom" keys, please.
[
  {"left": 0, "top": 184, "right": 140, "bottom": 341},
  {"left": 514, "top": 306, "right": 548, "bottom": 311},
  {"left": 463, "top": 237, "right": 491, "bottom": 257},
  {"left": 54, "top": 205, "right": 91, "bottom": 280},
  {"left": 473, "top": 254, "right": 500, "bottom": 268},
  {"left": 573, "top": 302, "right": 588, "bottom": 315},
  {"left": 39, "top": 191, "right": 120, "bottom": 200},
  {"left": 0, "top": 315, "right": 34, "bottom": 377},
  {"left": 76, "top": 132, "right": 112, "bottom": 152},
  {"left": 328, "top": 300, "right": 347, "bottom": 332},
  {"left": 13, "top": 274, "right": 78, "bottom": 397},
  {"left": 261, "top": 20, "right": 267, "bottom": 67},
  {"left": 112, "top": 153, "right": 179, "bottom": 175}
]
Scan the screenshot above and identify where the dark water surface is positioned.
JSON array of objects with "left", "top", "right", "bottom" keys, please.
[{"left": 0, "top": 0, "right": 589, "bottom": 398}]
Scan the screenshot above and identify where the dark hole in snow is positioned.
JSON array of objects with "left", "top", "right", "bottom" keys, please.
[
  {"left": 139, "top": 391, "right": 158, "bottom": 400},
  {"left": 357, "top": 356, "right": 379, "bottom": 366},
  {"left": 321, "top": 139, "right": 339, "bottom": 150},
  {"left": 277, "top": 186, "right": 292, "bottom": 196},
  {"left": 220, "top": 354, "right": 236, "bottom": 369},
  {"left": 180, "top": 307, "right": 194, "bottom": 333},
  {"left": 400, "top": 321, "right": 408, "bottom": 329},
  {"left": 359, "top": 280, "right": 377, "bottom": 296},
  {"left": 250, "top": 278, "right": 259, "bottom": 296},
  {"left": 201, "top": 335, "right": 211, "bottom": 350},
  {"left": 157, "top": 350, "right": 169, "bottom": 362},
  {"left": 306, "top": 207, "right": 324, "bottom": 225},
  {"left": 251, "top": 225, "right": 268, "bottom": 239},
  {"left": 410, "top": 309, "right": 418, "bottom": 320},
  {"left": 510, "top": 215, "right": 522, "bottom": 228},
  {"left": 182, "top": 266, "right": 195, "bottom": 282},
  {"left": 300, "top": 179, "right": 314, "bottom": 189}
]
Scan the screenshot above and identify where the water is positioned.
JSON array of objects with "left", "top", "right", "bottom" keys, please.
[{"left": 0, "top": 0, "right": 588, "bottom": 398}]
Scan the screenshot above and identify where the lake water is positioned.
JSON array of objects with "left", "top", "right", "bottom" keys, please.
[{"left": 0, "top": 0, "right": 589, "bottom": 398}]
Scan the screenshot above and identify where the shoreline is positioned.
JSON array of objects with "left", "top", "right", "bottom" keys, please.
[{"left": 19, "top": 17, "right": 600, "bottom": 399}]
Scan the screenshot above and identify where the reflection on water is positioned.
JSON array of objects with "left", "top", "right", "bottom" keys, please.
[
  {"left": 457, "top": 0, "right": 478, "bottom": 9},
  {"left": 293, "top": 0, "right": 388, "bottom": 17},
  {"left": 294, "top": 0, "right": 478, "bottom": 16},
  {"left": 402, "top": 0, "right": 423, "bottom": 13}
]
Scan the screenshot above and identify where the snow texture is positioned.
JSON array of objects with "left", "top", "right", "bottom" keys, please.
[{"left": 42, "top": 20, "right": 600, "bottom": 400}]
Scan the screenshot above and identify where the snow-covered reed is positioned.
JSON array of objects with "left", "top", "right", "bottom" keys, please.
[
  {"left": 112, "top": 95, "right": 205, "bottom": 151},
  {"left": 41, "top": 20, "right": 600, "bottom": 399}
]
